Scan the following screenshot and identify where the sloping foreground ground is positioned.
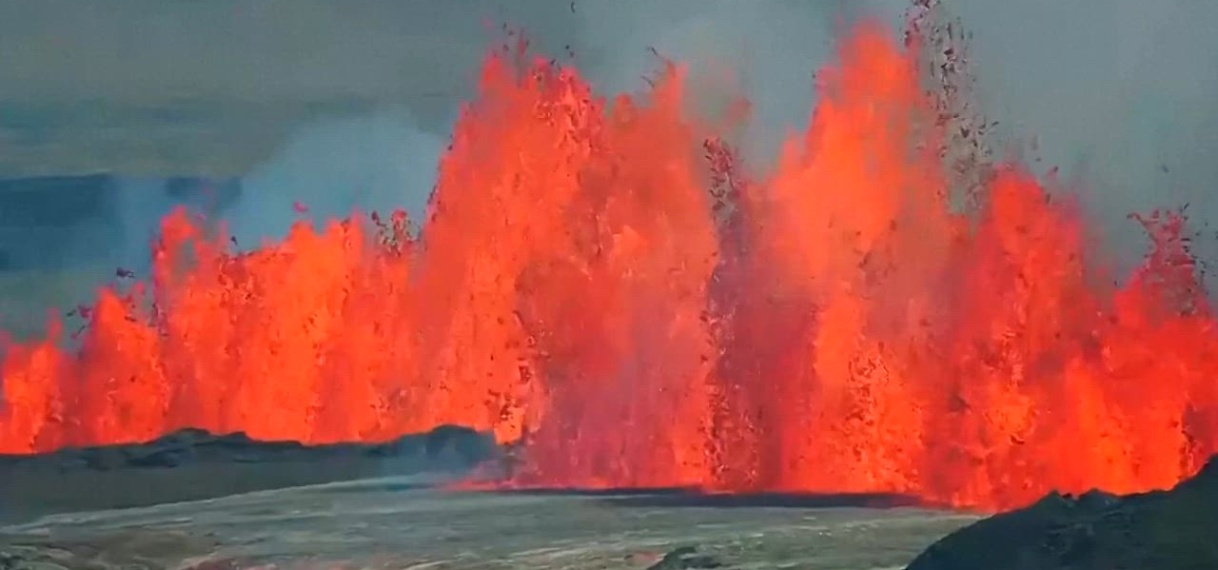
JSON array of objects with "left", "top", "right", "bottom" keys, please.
[{"left": 907, "top": 457, "right": 1218, "bottom": 570}]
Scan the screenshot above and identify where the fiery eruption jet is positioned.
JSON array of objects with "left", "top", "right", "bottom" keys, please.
[{"left": 1, "top": 10, "right": 1215, "bottom": 512}]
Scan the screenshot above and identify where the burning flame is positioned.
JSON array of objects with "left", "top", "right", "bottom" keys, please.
[{"left": 2, "top": 16, "right": 1217, "bottom": 512}]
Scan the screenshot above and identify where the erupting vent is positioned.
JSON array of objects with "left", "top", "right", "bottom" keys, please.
[{"left": 2, "top": 16, "right": 1216, "bottom": 512}]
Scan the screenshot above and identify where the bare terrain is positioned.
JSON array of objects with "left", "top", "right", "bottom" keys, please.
[
  {"left": 0, "top": 479, "right": 977, "bottom": 569},
  {"left": 3, "top": 429, "right": 1216, "bottom": 569},
  {"left": 0, "top": 429, "right": 977, "bottom": 569}
]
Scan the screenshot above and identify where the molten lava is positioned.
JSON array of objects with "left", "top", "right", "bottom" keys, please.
[{"left": 2, "top": 17, "right": 1217, "bottom": 512}]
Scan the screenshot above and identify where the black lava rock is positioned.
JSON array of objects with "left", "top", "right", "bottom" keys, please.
[
  {"left": 905, "top": 456, "right": 1218, "bottom": 570},
  {"left": 0, "top": 425, "right": 499, "bottom": 474}
]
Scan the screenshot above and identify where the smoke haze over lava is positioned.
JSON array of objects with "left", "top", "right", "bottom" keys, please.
[{"left": 2, "top": 2, "right": 1218, "bottom": 513}]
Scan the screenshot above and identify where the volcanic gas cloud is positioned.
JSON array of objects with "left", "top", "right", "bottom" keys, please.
[{"left": 1, "top": 12, "right": 1216, "bottom": 512}]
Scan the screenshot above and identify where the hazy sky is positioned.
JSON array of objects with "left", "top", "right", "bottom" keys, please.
[
  {"left": 950, "top": 0, "right": 1218, "bottom": 255},
  {"left": 0, "top": 0, "right": 1215, "bottom": 259}
]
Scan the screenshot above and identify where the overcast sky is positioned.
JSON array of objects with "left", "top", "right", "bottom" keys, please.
[{"left": 0, "top": 0, "right": 1214, "bottom": 259}]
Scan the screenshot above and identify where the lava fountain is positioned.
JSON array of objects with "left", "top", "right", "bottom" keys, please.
[{"left": 2, "top": 12, "right": 1216, "bottom": 512}]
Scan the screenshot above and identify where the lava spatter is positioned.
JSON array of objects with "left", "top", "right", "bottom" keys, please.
[{"left": 2, "top": 17, "right": 1216, "bottom": 512}]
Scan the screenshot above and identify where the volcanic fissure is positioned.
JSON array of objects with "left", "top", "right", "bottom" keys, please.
[{"left": 2, "top": 12, "right": 1215, "bottom": 512}]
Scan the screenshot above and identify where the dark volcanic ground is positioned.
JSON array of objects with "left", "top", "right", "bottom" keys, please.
[
  {"left": 907, "top": 458, "right": 1218, "bottom": 570},
  {"left": 0, "top": 476, "right": 976, "bottom": 569},
  {"left": 0, "top": 428, "right": 977, "bottom": 569},
  {"left": 0, "top": 426, "right": 497, "bottom": 524}
]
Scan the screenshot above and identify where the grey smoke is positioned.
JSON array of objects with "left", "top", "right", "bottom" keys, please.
[
  {"left": 223, "top": 108, "right": 443, "bottom": 250},
  {"left": 945, "top": 0, "right": 1218, "bottom": 268}
]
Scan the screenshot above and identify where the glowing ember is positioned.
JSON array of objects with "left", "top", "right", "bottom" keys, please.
[{"left": 2, "top": 15, "right": 1216, "bottom": 512}]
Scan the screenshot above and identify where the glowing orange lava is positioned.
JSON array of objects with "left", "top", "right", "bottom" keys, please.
[{"left": 2, "top": 16, "right": 1216, "bottom": 512}]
